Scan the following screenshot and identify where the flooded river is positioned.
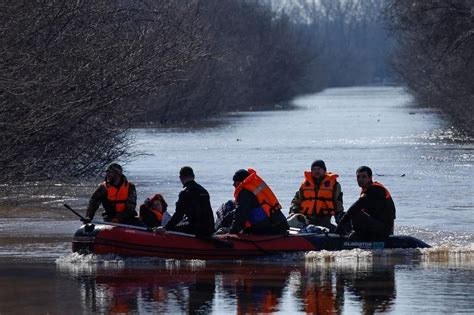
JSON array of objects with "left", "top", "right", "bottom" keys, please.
[{"left": 1, "top": 87, "right": 473, "bottom": 314}]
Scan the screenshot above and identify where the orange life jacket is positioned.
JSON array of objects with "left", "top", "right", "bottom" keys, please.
[
  {"left": 144, "top": 194, "right": 167, "bottom": 223},
  {"left": 299, "top": 171, "right": 338, "bottom": 216},
  {"left": 101, "top": 180, "right": 129, "bottom": 213},
  {"left": 234, "top": 168, "right": 282, "bottom": 227},
  {"left": 150, "top": 208, "right": 163, "bottom": 222},
  {"left": 304, "top": 283, "right": 336, "bottom": 314},
  {"left": 361, "top": 181, "right": 391, "bottom": 199}
]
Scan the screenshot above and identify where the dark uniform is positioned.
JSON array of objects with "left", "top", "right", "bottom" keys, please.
[
  {"left": 86, "top": 175, "right": 138, "bottom": 224},
  {"left": 336, "top": 182, "right": 396, "bottom": 240},
  {"left": 165, "top": 180, "right": 215, "bottom": 237},
  {"left": 230, "top": 189, "right": 289, "bottom": 235}
]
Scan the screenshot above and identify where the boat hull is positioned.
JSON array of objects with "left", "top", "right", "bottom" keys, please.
[{"left": 72, "top": 223, "right": 430, "bottom": 260}]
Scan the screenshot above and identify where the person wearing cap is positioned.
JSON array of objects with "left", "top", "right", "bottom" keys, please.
[
  {"left": 139, "top": 193, "right": 171, "bottom": 228},
  {"left": 84, "top": 162, "right": 139, "bottom": 224},
  {"left": 156, "top": 166, "right": 215, "bottom": 237},
  {"left": 230, "top": 168, "right": 289, "bottom": 234},
  {"left": 289, "top": 160, "right": 344, "bottom": 232},
  {"left": 335, "top": 166, "right": 396, "bottom": 240}
]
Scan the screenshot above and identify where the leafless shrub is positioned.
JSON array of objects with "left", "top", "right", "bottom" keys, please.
[
  {"left": 291, "top": 0, "right": 393, "bottom": 88},
  {"left": 0, "top": 0, "right": 396, "bottom": 184},
  {"left": 385, "top": 0, "right": 474, "bottom": 135},
  {"left": 0, "top": 0, "right": 211, "bottom": 181},
  {"left": 138, "top": 0, "right": 318, "bottom": 124}
]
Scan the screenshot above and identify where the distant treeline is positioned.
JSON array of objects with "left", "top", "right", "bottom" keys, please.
[
  {"left": 0, "top": 0, "right": 390, "bottom": 181},
  {"left": 140, "top": 0, "right": 393, "bottom": 124},
  {"left": 385, "top": 0, "right": 474, "bottom": 135}
]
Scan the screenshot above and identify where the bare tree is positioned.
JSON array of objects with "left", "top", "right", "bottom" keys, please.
[
  {"left": 138, "top": 0, "right": 318, "bottom": 124},
  {"left": 0, "top": 0, "right": 211, "bottom": 181},
  {"left": 385, "top": 0, "right": 474, "bottom": 135},
  {"left": 292, "top": 0, "right": 393, "bottom": 87},
  {"left": 1, "top": 0, "right": 398, "bottom": 185}
]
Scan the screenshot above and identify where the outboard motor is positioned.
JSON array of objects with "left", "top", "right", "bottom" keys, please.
[{"left": 72, "top": 224, "right": 99, "bottom": 254}]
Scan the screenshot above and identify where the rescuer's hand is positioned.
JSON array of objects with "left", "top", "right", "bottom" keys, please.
[{"left": 81, "top": 216, "right": 92, "bottom": 224}]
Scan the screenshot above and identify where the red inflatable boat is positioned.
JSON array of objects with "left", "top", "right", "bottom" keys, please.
[{"left": 72, "top": 221, "right": 430, "bottom": 260}]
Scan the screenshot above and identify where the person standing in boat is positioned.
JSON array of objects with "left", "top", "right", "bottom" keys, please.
[
  {"left": 84, "top": 162, "right": 140, "bottom": 225},
  {"left": 139, "top": 193, "right": 171, "bottom": 228},
  {"left": 229, "top": 168, "right": 289, "bottom": 234},
  {"left": 289, "top": 160, "right": 344, "bottom": 232},
  {"left": 335, "top": 166, "right": 396, "bottom": 240},
  {"left": 157, "top": 166, "right": 215, "bottom": 237}
]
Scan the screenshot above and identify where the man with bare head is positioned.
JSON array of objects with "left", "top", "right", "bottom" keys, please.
[{"left": 335, "top": 166, "right": 396, "bottom": 240}]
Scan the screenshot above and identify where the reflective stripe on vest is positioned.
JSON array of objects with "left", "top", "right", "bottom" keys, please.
[
  {"left": 234, "top": 168, "right": 282, "bottom": 228},
  {"left": 102, "top": 180, "right": 129, "bottom": 213},
  {"left": 361, "top": 181, "right": 391, "bottom": 199},
  {"left": 300, "top": 171, "right": 338, "bottom": 216}
]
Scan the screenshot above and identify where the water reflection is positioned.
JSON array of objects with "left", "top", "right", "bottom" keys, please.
[
  {"left": 343, "top": 267, "right": 396, "bottom": 314},
  {"left": 76, "top": 265, "right": 215, "bottom": 314},
  {"left": 61, "top": 257, "right": 405, "bottom": 314},
  {"left": 291, "top": 268, "right": 342, "bottom": 314}
]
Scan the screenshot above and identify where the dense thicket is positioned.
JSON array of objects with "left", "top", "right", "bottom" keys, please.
[
  {"left": 291, "top": 0, "right": 393, "bottom": 88},
  {"left": 0, "top": 0, "right": 211, "bottom": 181},
  {"left": 385, "top": 0, "right": 474, "bottom": 135},
  {"left": 139, "top": 1, "right": 315, "bottom": 124},
  {"left": 1, "top": 0, "right": 390, "bottom": 182}
]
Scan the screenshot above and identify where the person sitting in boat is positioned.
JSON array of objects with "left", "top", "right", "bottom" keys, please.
[
  {"left": 84, "top": 162, "right": 140, "bottom": 225},
  {"left": 155, "top": 166, "right": 215, "bottom": 237},
  {"left": 214, "top": 200, "right": 236, "bottom": 234},
  {"left": 289, "top": 160, "right": 344, "bottom": 232},
  {"left": 139, "top": 193, "right": 171, "bottom": 228},
  {"left": 335, "top": 166, "right": 396, "bottom": 241},
  {"left": 229, "top": 168, "right": 289, "bottom": 235}
]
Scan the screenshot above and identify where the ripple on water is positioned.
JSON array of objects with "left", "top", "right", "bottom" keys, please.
[
  {"left": 396, "top": 225, "right": 473, "bottom": 246},
  {"left": 304, "top": 244, "right": 473, "bottom": 271},
  {"left": 55, "top": 252, "right": 208, "bottom": 276}
]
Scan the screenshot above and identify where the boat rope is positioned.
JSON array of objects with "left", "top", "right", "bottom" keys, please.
[{"left": 224, "top": 234, "right": 289, "bottom": 255}]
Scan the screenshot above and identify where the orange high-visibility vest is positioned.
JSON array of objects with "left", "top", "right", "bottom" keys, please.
[
  {"left": 304, "top": 283, "right": 336, "bottom": 314},
  {"left": 150, "top": 208, "right": 163, "bottom": 221},
  {"left": 361, "top": 181, "right": 391, "bottom": 199},
  {"left": 299, "top": 171, "right": 338, "bottom": 216},
  {"left": 234, "top": 168, "right": 282, "bottom": 227},
  {"left": 101, "top": 180, "right": 129, "bottom": 213}
]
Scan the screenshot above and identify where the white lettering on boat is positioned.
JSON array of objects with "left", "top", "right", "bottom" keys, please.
[{"left": 343, "top": 242, "right": 385, "bottom": 249}]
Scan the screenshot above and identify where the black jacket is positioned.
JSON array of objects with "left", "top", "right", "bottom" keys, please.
[
  {"left": 230, "top": 188, "right": 289, "bottom": 234},
  {"left": 339, "top": 183, "right": 396, "bottom": 237},
  {"left": 165, "top": 180, "right": 215, "bottom": 236}
]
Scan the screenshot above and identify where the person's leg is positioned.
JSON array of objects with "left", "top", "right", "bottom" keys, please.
[
  {"left": 122, "top": 216, "right": 146, "bottom": 227},
  {"left": 168, "top": 224, "right": 195, "bottom": 234},
  {"left": 140, "top": 210, "right": 159, "bottom": 228},
  {"left": 270, "top": 220, "right": 290, "bottom": 234},
  {"left": 351, "top": 210, "right": 386, "bottom": 240},
  {"left": 309, "top": 216, "right": 336, "bottom": 233}
]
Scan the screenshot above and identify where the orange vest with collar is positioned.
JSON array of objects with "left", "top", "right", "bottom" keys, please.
[
  {"left": 361, "top": 181, "right": 391, "bottom": 199},
  {"left": 234, "top": 168, "right": 282, "bottom": 227},
  {"left": 300, "top": 171, "right": 338, "bottom": 216},
  {"left": 101, "top": 180, "right": 129, "bottom": 213}
]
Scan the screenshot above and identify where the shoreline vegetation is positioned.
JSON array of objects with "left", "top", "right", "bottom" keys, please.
[
  {"left": 385, "top": 0, "right": 474, "bottom": 136},
  {"left": 1, "top": 0, "right": 471, "bottom": 184}
]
